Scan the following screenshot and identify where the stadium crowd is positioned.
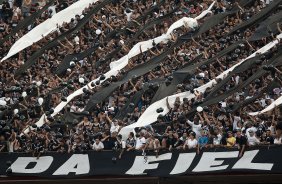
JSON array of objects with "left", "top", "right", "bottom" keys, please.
[{"left": 0, "top": 0, "right": 282, "bottom": 159}]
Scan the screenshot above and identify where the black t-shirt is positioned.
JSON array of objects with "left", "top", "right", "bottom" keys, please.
[
  {"left": 224, "top": 125, "right": 233, "bottom": 133},
  {"left": 152, "top": 121, "right": 171, "bottom": 135},
  {"left": 112, "top": 0, "right": 120, "bottom": 6},
  {"left": 126, "top": 138, "right": 135, "bottom": 147},
  {"left": 266, "top": 136, "right": 274, "bottom": 145},
  {"left": 32, "top": 141, "right": 44, "bottom": 151},
  {"left": 236, "top": 136, "right": 247, "bottom": 146},
  {"left": 174, "top": 0, "right": 181, "bottom": 4},
  {"left": 48, "top": 139, "right": 59, "bottom": 151},
  {"left": 59, "top": 2, "right": 68, "bottom": 10},
  {"left": 176, "top": 128, "right": 184, "bottom": 137},
  {"left": 166, "top": 136, "right": 177, "bottom": 148},
  {"left": 102, "top": 137, "right": 117, "bottom": 150},
  {"left": 174, "top": 139, "right": 184, "bottom": 147},
  {"left": 15, "top": 0, "right": 23, "bottom": 7},
  {"left": 61, "top": 143, "right": 69, "bottom": 152}
]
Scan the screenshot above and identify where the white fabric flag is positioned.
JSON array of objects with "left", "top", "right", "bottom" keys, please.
[
  {"left": 119, "top": 33, "right": 282, "bottom": 137},
  {"left": 1, "top": 0, "right": 99, "bottom": 62}
]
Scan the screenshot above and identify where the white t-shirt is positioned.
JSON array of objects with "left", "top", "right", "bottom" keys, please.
[
  {"left": 124, "top": 11, "right": 133, "bottom": 21},
  {"left": 70, "top": 105, "right": 78, "bottom": 112},
  {"left": 213, "top": 133, "right": 222, "bottom": 145},
  {"left": 185, "top": 139, "right": 198, "bottom": 149},
  {"left": 8, "top": 141, "right": 14, "bottom": 152},
  {"left": 108, "top": 96, "right": 115, "bottom": 107},
  {"left": 48, "top": 6, "right": 57, "bottom": 16},
  {"left": 8, "top": 0, "right": 14, "bottom": 8},
  {"left": 270, "top": 125, "right": 276, "bottom": 135},
  {"left": 77, "top": 107, "right": 84, "bottom": 112},
  {"left": 260, "top": 99, "right": 267, "bottom": 107},
  {"left": 220, "top": 101, "right": 227, "bottom": 108},
  {"left": 110, "top": 122, "right": 120, "bottom": 133},
  {"left": 274, "top": 137, "right": 282, "bottom": 145},
  {"left": 187, "top": 120, "right": 202, "bottom": 139},
  {"left": 93, "top": 141, "right": 104, "bottom": 150},
  {"left": 120, "top": 140, "right": 126, "bottom": 149},
  {"left": 235, "top": 75, "right": 240, "bottom": 85},
  {"left": 247, "top": 136, "right": 260, "bottom": 146},
  {"left": 135, "top": 137, "right": 146, "bottom": 149},
  {"left": 246, "top": 127, "right": 258, "bottom": 138},
  {"left": 233, "top": 116, "right": 241, "bottom": 130}
]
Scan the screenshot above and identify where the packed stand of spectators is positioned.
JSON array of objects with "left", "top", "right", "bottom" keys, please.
[{"left": 0, "top": 0, "right": 281, "bottom": 159}]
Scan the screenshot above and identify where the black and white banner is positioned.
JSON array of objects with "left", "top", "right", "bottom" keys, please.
[{"left": 1, "top": 146, "right": 282, "bottom": 178}]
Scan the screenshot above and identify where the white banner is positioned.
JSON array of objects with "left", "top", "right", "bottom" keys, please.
[
  {"left": 1, "top": 0, "right": 99, "bottom": 62},
  {"left": 22, "top": 2, "right": 215, "bottom": 134},
  {"left": 119, "top": 33, "right": 282, "bottom": 137},
  {"left": 249, "top": 95, "right": 282, "bottom": 116}
]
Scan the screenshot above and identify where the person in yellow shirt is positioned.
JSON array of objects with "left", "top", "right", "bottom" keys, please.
[{"left": 226, "top": 131, "right": 236, "bottom": 147}]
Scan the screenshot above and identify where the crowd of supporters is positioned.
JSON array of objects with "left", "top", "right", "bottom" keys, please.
[{"left": 0, "top": 0, "right": 281, "bottom": 159}]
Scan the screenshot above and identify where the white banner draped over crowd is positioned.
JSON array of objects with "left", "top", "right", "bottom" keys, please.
[
  {"left": 249, "top": 95, "right": 282, "bottom": 116},
  {"left": 23, "top": 1, "right": 216, "bottom": 134},
  {"left": 1, "top": 0, "right": 99, "bottom": 62},
  {"left": 119, "top": 33, "right": 282, "bottom": 137}
]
